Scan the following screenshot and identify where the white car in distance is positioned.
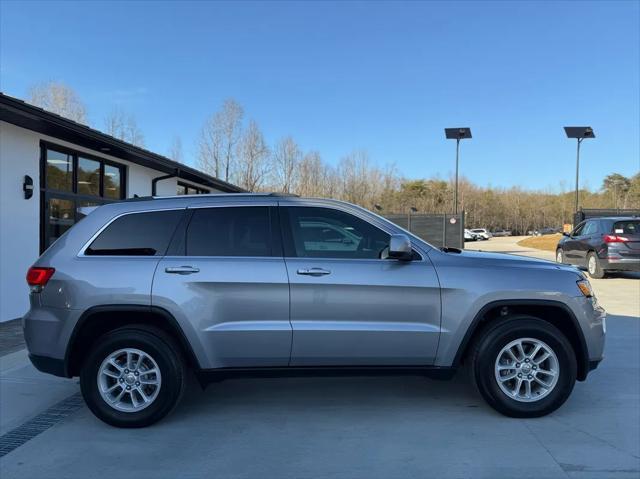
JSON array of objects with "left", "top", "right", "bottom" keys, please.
[{"left": 470, "top": 228, "right": 492, "bottom": 240}]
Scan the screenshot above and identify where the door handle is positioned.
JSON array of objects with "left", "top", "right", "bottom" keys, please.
[
  {"left": 165, "top": 266, "right": 200, "bottom": 275},
  {"left": 297, "top": 268, "right": 331, "bottom": 276}
]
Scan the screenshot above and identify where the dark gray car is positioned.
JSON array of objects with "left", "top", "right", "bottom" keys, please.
[
  {"left": 23, "top": 194, "right": 606, "bottom": 427},
  {"left": 556, "top": 217, "right": 640, "bottom": 278}
]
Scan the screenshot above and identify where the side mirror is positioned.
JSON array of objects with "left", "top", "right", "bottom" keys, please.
[
  {"left": 562, "top": 232, "right": 570, "bottom": 237},
  {"left": 388, "top": 234, "right": 413, "bottom": 261}
]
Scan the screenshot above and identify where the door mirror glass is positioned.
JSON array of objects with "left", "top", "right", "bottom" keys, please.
[{"left": 388, "top": 234, "right": 413, "bottom": 260}]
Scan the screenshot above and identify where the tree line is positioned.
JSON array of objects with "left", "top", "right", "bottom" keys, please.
[{"left": 27, "top": 82, "right": 640, "bottom": 233}]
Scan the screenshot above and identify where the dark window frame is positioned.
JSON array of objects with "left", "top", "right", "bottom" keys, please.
[{"left": 39, "top": 141, "right": 127, "bottom": 253}]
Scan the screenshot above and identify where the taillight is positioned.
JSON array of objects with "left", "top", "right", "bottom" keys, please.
[
  {"left": 604, "top": 234, "right": 629, "bottom": 243},
  {"left": 26, "top": 267, "right": 55, "bottom": 290}
]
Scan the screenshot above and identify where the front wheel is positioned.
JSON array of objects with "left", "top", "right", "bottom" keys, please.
[
  {"left": 80, "top": 327, "right": 186, "bottom": 428},
  {"left": 470, "top": 317, "right": 577, "bottom": 417},
  {"left": 556, "top": 249, "right": 564, "bottom": 264}
]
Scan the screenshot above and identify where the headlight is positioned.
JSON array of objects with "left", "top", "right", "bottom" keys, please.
[{"left": 577, "top": 279, "right": 593, "bottom": 298}]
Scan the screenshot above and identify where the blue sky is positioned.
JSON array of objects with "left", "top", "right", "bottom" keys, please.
[{"left": 1, "top": 0, "right": 638, "bottom": 191}]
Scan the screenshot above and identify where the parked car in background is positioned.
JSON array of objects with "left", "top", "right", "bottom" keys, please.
[
  {"left": 464, "top": 229, "right": 480, "bottom": 241},
  {"left": 492, "top": 229, "right": 512, "bottom": 237},
  {"left": 24, "top": 194, "right": 605, "bottom": 427},
  {"left": 556, "top": 217, "right": 640, "bottom": 278},
  {"left": 470, "top": 228, "right": 492, "bottom": 240}
]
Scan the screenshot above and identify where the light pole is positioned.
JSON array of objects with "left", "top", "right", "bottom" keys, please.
[
  {"left": 445, "top": 128, "right": 472, "bottom": 214},
  {"left": 564, "top": 126, "right": 595, "bottom": 216},
  {"left": 408, "top": 206, "right": 417, "bottom": 231}
]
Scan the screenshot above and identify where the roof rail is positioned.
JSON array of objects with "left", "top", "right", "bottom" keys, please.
[{"left": 122, "top": 192, "right": 301, "bottom": 202}]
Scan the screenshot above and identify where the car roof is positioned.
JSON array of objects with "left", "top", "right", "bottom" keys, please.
[{"left": 589, "top": 216, "right": 639, "bottom": 221}]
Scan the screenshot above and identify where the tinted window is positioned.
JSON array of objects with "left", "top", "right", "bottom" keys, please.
[
  {"left": 572, "top": 222, "right": 586, "bottom": 236},
  {"left": 86, "top": 210, "right": 183, "bottom": 256},
  {"left": 103, "top": 164, "right": 122, "bottom": 199},
  {"left": 583, "top": 221, "right": 598, "bottom": 235},
  {"left": 284, "top": 207, "right": 390, "bottom": 259},
  {"left": 186, "top": 207, "right": 271, "bottom": 257},
  {"left": 613, "top": 220, "right": 640, "bottom": 235},
  {"left": 78, "top": 157, "right": 100, "bottom": 196},
  {"left": 46, "top": 149, "right": 74, "bottom": 191}
]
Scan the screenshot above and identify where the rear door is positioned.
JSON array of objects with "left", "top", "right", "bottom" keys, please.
[
  {"left": 281, "top": 202, "right": 441, "bottom": 367},
  {"left": 152, "top": 202, "right": 291, "bottom": 369}
]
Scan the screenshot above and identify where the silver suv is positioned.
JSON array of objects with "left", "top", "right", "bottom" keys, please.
[{"left": 23, "top": 194, "right": 606, "bottom": 427}]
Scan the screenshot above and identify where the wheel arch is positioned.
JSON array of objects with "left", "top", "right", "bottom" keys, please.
[
  {"left": 452, "top": 300, "right": 590, "bottom": 381},
  {"left": 65, "top": 305, "right": 201, "bottom": 378}
]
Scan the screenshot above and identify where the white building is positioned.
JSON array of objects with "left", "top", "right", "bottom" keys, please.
[{"left": 0, "top": 93, "right": 242, "bottom": 322}]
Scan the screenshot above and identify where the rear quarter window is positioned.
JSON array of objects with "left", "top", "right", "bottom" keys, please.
[{"left": 85, "top": 210, "right": 184, "bottom": 256}]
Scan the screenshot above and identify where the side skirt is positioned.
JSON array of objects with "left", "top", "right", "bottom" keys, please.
[{"left": 194, "top": 365, "right": 457, "bottom": 388}]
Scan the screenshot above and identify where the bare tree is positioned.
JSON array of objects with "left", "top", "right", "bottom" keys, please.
[
  {"left": 236, "top": 120, "right": 270, "bottom": 191},
  {"left": 28, "top": 81, "right": 87, "bottom": 124},
  {"left": 197, "top": 99, "right": 243, "bottom": 181},
  {"left": 104, "top": 108, "right": 145, "bottom": 147},
  {"left": 272, "top": 136, "right": 301, "bottom": 193},
  {"left": 168, "top": 136, "right": 184, "bottom": 163}
]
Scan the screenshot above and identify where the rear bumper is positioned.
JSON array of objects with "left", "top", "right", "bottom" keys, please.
[
  {"left": 28, "top": 354, "right": 68, "bottom": 377},
  {"left": 601, "top": 258, "right": 639, "bottom": 272}
]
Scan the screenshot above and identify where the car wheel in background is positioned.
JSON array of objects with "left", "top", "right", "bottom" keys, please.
[
  {"left": 470, "top": 316, "right": 577, "bottom": 418},
  {"left": 80, "top": 327, "right": 186, "bottom": 428},
  {"left": 587, "top": 252, "right": 606, "bottom": 279},
  {"left": 556, "top": 249, "right": 564, "bottom": 264}
]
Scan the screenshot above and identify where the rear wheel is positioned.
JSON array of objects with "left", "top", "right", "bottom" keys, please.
[
  {"left": 470, "top": 316, "right": 577, "bottom": 417},
  {"left": 80, "top": 327, "right": 186, "bottom": 428},
  {"left": 587, "top": 252, "right": 606, "bottom": 279}
]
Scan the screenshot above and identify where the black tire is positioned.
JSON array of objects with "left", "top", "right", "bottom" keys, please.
[
  {"left": 587, "top": 251, "right": 606, "bottom": 279},
  {"left": 470, "top": 316, "right": 577, "bottom": 418},
  {"left": 555, "top": 248, "right": 564, "bottom": 264},
  {"left": 80, "top": 326, "right": 186, "bottom": 428}
]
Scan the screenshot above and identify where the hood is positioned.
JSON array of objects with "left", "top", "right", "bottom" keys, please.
[{"left": 437, "top": 248, "right": 583, "bottom": 276}]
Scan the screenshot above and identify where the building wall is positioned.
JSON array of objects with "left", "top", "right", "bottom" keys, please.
[{"left": 0, "top": 121, "right": 220, "bottom": 322}]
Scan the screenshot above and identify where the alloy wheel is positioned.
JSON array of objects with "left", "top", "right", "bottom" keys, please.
[
  {"left": 97, "top": 348, "right": 162, "bottom": 412},
  {"left": 494, "top": 338, "right": 559, "bottom": 402}
]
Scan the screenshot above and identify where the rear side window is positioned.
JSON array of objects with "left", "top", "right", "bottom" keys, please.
[
  {"left": 613, "top": 220, "right": 639, "bottom": 235},
  {"left": 186, "top": 207, "right": 271, "bottom": 257},
  {"left": 85, "top": 210, "right": 183, "bottom": 256}
]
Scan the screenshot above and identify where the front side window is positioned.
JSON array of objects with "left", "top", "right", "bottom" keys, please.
[
  {"left": 186, "top": 207, "right": 271, "bottom": 257},
  {"left": 283, "top": 207, "right": 390, "bottom": 259},
  {"left": 86, "top": 210, "right": 183, "bottom": 256},
  {"left": 572, "top": 222, "right": 586, "bottom": 236}
]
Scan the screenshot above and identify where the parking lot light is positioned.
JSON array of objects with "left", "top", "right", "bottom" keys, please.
[
  {"left": 564, "top": 126, "right": 595, "bottom": 216},
  {"left": 445, "top": 128, "right": 472, "bottom": 215}
]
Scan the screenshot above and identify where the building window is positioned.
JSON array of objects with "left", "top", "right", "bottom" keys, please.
[
  {"left": 177, "top": 181, "right": 209, "bottom": 195},
  {"left": 41, "top": 142, "right": 127, "bottom": 252}
]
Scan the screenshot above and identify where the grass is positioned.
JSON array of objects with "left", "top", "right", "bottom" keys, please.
[{"left": 517, "top": 233, "right": 562, "bottom": 252}]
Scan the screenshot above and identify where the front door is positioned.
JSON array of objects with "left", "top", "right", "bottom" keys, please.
[
  {"left": 152, "top": 204, "right": 291, "bottom": 368},
  {"left": 280, "top": 204, "right": 441, "bottom": 367}
]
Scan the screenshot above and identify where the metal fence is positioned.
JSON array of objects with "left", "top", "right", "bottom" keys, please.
[
  {"left": 384, "top": 212, "right": 465, "bottom": 249},
  {"left": 574, "top": 208, "right": 640, "bottom": 225}
]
